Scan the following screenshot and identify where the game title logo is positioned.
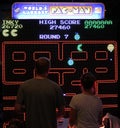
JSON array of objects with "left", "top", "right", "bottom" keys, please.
[
  {"left": 50, "top": 6, "right": 92, "bottom": 15},
  {"left": 12, "top": 2, "right": 105, "bottom": 19}
]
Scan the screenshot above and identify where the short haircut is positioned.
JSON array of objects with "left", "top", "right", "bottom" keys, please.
[
  {"left": 80, "top": 72, "right": 96, "bottom": 90},
  {"left": 35, "top": 57, "right": 51, "bottom": 75}
]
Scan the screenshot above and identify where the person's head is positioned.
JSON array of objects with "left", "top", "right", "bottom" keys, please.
[
  {"left": 35, "top": 57, "right": 51, "bottom": 76},
  {"left": 80, "top": 72, "right": 96, "bottom": 91}
]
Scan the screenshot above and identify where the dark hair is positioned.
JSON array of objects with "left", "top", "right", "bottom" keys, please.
[
  {"left": 80, "top": 72, "right": 96, "bottom": 90},
  {"left": 35, "top": 57, "right": 51, "bottom": 75}
]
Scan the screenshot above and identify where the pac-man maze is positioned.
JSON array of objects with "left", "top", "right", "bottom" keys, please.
[{"left": 1, "top": 19, "right": 120, "bottom": 121}]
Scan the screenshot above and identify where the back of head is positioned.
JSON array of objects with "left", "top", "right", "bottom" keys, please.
[
  {"left": 35, "top": 57, "right": 51, "bottom": 75},
  {"left": 80, "top": 72, "right": 96, "bottom": 90}
]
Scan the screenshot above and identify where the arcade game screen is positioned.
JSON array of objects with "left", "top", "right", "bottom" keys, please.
[{"left": 0, "top": 19, "right": 120, "bottom": 121}]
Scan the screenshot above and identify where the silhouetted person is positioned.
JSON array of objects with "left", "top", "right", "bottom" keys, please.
[
  {"left": 69, "top": 72, "right": 103, "bottom": 128},
  {"left": 15, "top": 57, "right": 65, "bottom": 128}
]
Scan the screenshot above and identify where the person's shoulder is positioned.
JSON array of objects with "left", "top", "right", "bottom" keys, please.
[
  {"left": 72, "top": 93, "right": 82, "bottom": 99},
  {"left": 20, "top": 78, "right": 34, "bottom": 86},
  {"left": 94, "top": 95, "right": 103, "bottom": 103},
  {"left": 46, "top": 78, "right": 58, "bottom": 86},
  {"left": 94, "top": 95, "right": 101, "bottom": 100},
  {"left": 47, "top": 79, "right": 63, "bottom": 91},
  {"left": 25, "top": 78, "right": 34, "bottom": 82}
]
